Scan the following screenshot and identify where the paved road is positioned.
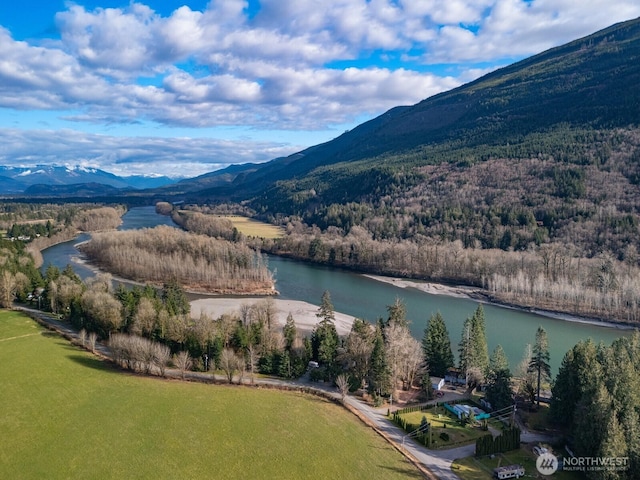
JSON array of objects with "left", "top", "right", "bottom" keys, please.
[{"left": 17, "top": 305, "right": 557, "bottom": 480}]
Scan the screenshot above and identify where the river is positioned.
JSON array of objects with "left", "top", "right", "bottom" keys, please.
[{"left": 41, "top": 206, "right": 634, "bottom": 373}]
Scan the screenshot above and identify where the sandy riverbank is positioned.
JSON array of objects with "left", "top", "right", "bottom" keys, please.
[
  {"left": 363, "top": 274, "right": 478, "bottom": 299},
  {"left": 191, "top": 298, "right": 355, "bottom": 336},
  {"left": 364, "top": 274, "right": 637, "bottom": 331}
]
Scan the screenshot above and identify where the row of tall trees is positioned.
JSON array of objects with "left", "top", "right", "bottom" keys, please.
[{"left": 39, "top": 263, "right": 306, "bottom": 382}]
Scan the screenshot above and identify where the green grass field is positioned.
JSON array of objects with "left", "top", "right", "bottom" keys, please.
[{"left": 0, "top": 311, "right": 421, "bottom": 479}]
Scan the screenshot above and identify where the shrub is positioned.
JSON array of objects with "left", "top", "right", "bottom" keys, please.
[{"left": 440, "top": 432, "right": 450, "bottom": 441}]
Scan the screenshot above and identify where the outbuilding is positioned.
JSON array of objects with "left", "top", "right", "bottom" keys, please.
[{"left": 493, "top": 465, "right": 525, "bottom": 479}]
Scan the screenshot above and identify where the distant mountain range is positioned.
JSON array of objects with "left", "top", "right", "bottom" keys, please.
[{"left": 0, "top": 165, "right": 176, "bottom": 195}]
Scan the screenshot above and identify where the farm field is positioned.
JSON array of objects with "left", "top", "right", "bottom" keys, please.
[
  {"left": 221, "top": 215, "right": 285, "bottom": 238},
  {"left": 0, "top": 310, "right": 421, "bottom": 480}
]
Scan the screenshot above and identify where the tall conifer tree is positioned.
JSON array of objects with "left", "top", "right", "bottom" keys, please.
[{"left": 422, "top": 312, "right": 454, "bottom": 377}]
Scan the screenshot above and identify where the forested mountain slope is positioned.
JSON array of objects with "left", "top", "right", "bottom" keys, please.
[{"left": 191, "top": 16, "right": 640, "bottom": 258}]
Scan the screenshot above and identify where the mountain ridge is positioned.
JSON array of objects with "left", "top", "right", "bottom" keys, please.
[{"left": 0, "top": 165, "right": 177, "bottom": 194}]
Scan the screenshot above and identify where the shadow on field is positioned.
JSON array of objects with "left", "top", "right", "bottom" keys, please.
[
  {"left": 377, "top": 465, "right": 425, "bottom": 478},
  {"left": 67, "top": 354, "right": 116, "bottom": 373}
]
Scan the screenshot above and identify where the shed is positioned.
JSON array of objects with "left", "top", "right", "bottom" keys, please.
[{"left": 431, "top": 376, "right": 445, "bottom": 391}]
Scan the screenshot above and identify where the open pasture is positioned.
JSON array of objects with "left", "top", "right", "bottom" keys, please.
[
  {"left": 222, "top": 215, "right": 285, "bottom": 239},
  {"left": 0, "top": 310, "right": 420, "bottom": 479}
]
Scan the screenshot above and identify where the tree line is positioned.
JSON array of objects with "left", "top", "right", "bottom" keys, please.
[
  {"left": 255, "top": 227, "right": 640, "bottom": 323},
  {"left": 78, "top": 225, "right": 274, "bottom": 294},
  {"left": 551, "top": 332, "right": 640, "bottom": 479},
  {"left": 157, "top": 202, "right": 640, "bottom": 323}
]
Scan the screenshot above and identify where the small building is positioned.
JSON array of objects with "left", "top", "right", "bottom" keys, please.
[
  {"left": 443, "top": 402, "right": 490, "bottom": 420},
  {"left": 431, "top": 376, "right": 445, "bottom": 391},
  {"left": 444, "top": 367, "right": 466, "bottom": 386},
  {"left": 493, "top": 464, "right": 525, "bottom": 479}
]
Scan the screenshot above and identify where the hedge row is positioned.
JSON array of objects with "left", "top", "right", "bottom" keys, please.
[{"left": 475, "top": 427, "right": 521, "bottom": 456}]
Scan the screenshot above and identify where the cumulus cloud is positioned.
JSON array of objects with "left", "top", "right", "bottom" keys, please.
[
  {"left": 1, "top": 0, "right": 639, "bottom": 176},
  {"left": 3, "top": 0, "right": 639, "bottom": 129}
]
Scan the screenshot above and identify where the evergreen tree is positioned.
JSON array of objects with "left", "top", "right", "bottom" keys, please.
[
  {"left": 283, "top": 312, "right": 297, "bottom": 351},
  {"left": 458, "top": 305, "right": 489, "bottom": 387},
  {"left": 573, "top": 382, "right": 611, "bottom": 459},
  {"left": 44, "top": 264, "right": 61, "bottom": 283},
  {"left": 61, "top": 264, "right": 82, "bottom": 284},
  {"left": 162, "top": 279, "right": 190, "bottom": 316},
  {"left": 528, "top": 326, "right": 551, "bottom": 407},
  {"left": 622, "top": 407, "right": 640, "bottom": 476},
  {"left": 368, "top": 325, "right": 390, "bottom": 396},
  {"left": 470, "top": 305, "right": 489, "bottom": 375},
  {"left": 312, "top": 291, "right": 339, "bottom": 366},
  {"left": 420, "top": 371, "right": 434, "bottom": 400},
  {"left": 422, "top": 311, "right": 454, "bottom": 377},
  {"left": 488, "top": 344, "right": 509, "bottom": 376},
  {"left": 278, "top": 350, "right": 292, "bottom": 378},
  {"left": 386, "top": 297, "right": 408, "bottom": 328},
  {"left": 316, "top": 290, "right": 335, "bottom": 323},
  {"left": 597, "top": 410, "right": 629, "bottom": 480},
  {"left": 550, "top": 339, "right": 598, "bottom": 424},
  {"left": 458, "top": 317, "right": 473, "bottom": 378},
  {"left": 485, "top": 365, "right": 513, "bottom": 411}
]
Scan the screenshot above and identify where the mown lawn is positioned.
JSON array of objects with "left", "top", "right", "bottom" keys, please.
[
  {"left": 0, "top": 310, "right": 421, "bottom": 480},
  {"left": 452, "top": 448, "right": 585, "bottom": 479},
  {"left": 398, "top": 406, "right": 497, "bottom": 449}
]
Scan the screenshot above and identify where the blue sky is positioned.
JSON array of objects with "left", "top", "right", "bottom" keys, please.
[{"left": 1, "top": 1, "right": 639, "bottom": 178}]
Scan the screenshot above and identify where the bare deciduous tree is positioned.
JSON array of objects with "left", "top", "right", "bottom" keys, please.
[
  {"left": 81, "top": 290, "right": 123, "bottom": 335},
  {"left": 336, "top": 374, "right": 350, "bottom": 403},
  {"left": 78, "top": 226, "right": 274, "bottom": 295},
  {"left": 87, "top": 332, "right": 98, "bottom": 354},
  {"left": 153, "top": 343, "right": 171, "bottom": 377},
  {"left": 130, "top": 297, "right": 157, "bottom": 337},
  {"left": 220, "top": 348, "right": 243, "bottom": 384},
  {"left": 0, "top": 270, "right": 17, "bottom": 308},
  {"left": 173, "top": 351, "right": 193, "bottom": 380}
]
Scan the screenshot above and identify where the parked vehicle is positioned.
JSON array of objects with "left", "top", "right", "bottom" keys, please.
[{"left": 493, "top": 464, "right": 525, "bottom": 479}]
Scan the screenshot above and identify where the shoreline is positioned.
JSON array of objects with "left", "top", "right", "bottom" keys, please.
[
  {"left": 190, "top": 297, "right": 355, "bottom": 336},
  {"left": 364, "top": 274, "right": 637, "bottom": 331},
  {"left": 55, "top": 235, "right": 636, "bottom": 334}
]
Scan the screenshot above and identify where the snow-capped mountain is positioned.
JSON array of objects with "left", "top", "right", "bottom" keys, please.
[{"left": 0, "top": 165, "right": 176, "bottom": 194}]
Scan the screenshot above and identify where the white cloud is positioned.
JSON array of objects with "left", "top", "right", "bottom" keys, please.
[
  {"left": 1, "top": 0, "right": 639, "bottom": 176},
  {"left": 0, "top": 128, "right": 300, "bottom": 178}
]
